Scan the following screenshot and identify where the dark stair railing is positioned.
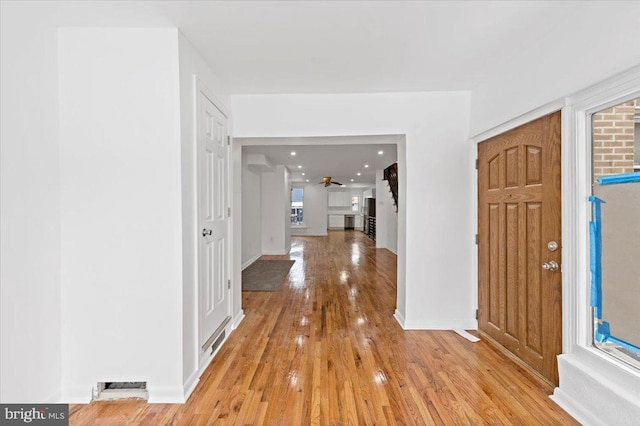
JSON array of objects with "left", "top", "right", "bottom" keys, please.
[{"left": 383, "top": 162, "right": 398, "bottom": 212}]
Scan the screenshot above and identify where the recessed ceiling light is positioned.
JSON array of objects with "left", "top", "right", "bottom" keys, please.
[
  {"left": 364, "top": 164, "right": 369, "bottom": 168},
  {"left": 297, "top": 165, "right": 302, "bottom": 169},
  {"left": 341, "top": 184, "right": 346, "bottom": 187},
  {"left": 357, "top": 172, "right": 361, "bottom": 176},
  {"left": 378, "top": 150, "right": 383, "bottom": 155},
  {"left": 350, "top": 179, "right": 354, "bottom": 182},
  {"left": 306, "top": 179, "right": 309, "bottom": 182},
  {"left": 290, "top": 151, "right": 296, "bottom": 156},
  {"left": 301, "top": 172, "right": 305, "bottom": 176}
]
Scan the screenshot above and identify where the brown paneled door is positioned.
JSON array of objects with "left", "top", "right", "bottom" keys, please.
[{"left": 478, "top": 111, "right": 562, "bottom": 385}]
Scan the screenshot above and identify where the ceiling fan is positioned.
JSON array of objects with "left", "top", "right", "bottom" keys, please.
[{"left": 319, "top": 176, "right": 342, "bottom": 187}]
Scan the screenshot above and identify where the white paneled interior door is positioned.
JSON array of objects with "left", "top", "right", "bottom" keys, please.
[{"left": 198, "top": 89, "right": 230, "bottom": 352}]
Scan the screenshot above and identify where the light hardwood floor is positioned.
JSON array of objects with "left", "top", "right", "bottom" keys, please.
[{"left": 69, "top": 231, "right": 577, "bottom": 425}]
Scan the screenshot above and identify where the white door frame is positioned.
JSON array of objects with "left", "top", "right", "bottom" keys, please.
[{"left": 194, "top": 77, "right": 235, "bottom": 367}]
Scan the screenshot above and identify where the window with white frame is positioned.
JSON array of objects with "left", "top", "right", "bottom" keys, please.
[
  {"left": 589, "top": 96, "right": 640, "bottom": 370},
  {"left": 634, "top": 107, "right": 640, "bottom": 171},
  {"left": 291, "top": 187, "right": 304, "bottom": 225}
]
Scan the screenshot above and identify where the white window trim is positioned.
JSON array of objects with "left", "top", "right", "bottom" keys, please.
[{"left": 552, "top": 66, "right": 640, "bottom": 424}]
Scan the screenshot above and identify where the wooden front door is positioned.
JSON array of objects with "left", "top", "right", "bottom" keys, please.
[{"left": 478, "top": 111, "right": 562, "bottom": 384}]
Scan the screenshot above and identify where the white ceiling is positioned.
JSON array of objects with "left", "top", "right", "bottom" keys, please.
[
  {"left": 17, "top": 1, "right": 594, "bottom": 187},
  {"left": 241, "top": 136, "right": 399, "bottom": 186},
  {"left": 22, "top": 0, "right": 582, "bottom": 93},
  {"left": 169, "top": 1, "right": 577, "bottom": 93}
]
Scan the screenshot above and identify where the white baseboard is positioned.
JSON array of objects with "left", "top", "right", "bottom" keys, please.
[
  {"left": 62, "top": 384, "right": 185, "bottom": 404},
  {"left": 182, "top": 370, "right": 200, "bottom": 402},
  {"left": 394, "top": 309, "right": 406, "bottom": 328},
  {"left": 185, "top": 315, "right": 241, "bottom": 403},
  {"left": 387, "top": 247, "right": 398, "bottom": 255},
  {"left": 59, "top": 386, "right": 93, "bottom": 404},
  {"left": 232, "top": 310, "right": 245, "bottom": 329},
  {"left": 44, "top": 389, "right": 63, "bottom": 404},
  {"left": 550, "top": 388, "right": 601, "bottom": 426},
  {"left": 261, "top": 250, "right": 289, "bottom": 255},
  {"left": 242, "top": 253, "right": 262, "bottom": 271},
  {"left": 552, "top": 353, "right": 640, "bottom": 425},
  {"left": 401, "top": 318, "right": 477, "bottom": 330},
  {"left": 195, "top": 321, "right": 234, "bottom": 393},
  {"left": 147, "top": 386, "right": 186, "bottom": 403}
]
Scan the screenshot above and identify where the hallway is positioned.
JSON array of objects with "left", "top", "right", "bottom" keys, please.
[{"left": 70, "top": 231, "right": 576, "bottom": 424}]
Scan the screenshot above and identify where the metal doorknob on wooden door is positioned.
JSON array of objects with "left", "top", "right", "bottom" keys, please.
[
  {"left": 542, "top": 261, "right": 559, "bottom": 272},
  {"left": 202, "top": 228, "right": 212, "bottom": 237}
]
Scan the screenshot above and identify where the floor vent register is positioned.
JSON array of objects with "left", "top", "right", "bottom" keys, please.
[{"left": 93, "top": 381, "right": 149, "bottom": 401}]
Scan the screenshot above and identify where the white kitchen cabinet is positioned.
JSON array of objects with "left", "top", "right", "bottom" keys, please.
[
  {"left": 328, "top": 192, "right": 351, "bottom": 207},
  {"left": 328, "top": 192, "right": 340, "bottom": 207},
  {"left": 355, "top": 214, "right": 363, "bottom": 229},
  {"left": 328, "top": 192, "right": 336, "bottom": 207},
  {"left": 328, "top": 215, "right": 344, "bottom": 228}
]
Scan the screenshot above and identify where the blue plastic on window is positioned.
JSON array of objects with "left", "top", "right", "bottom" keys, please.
[
  {"left": 588, "top": 196, "right": 604, "bottom": 319},
  {"left": 595, "top": 321, "right": 610, "bottom": 343},
  {"left": 596, "top": 172, "right": 640, "bottom": 185},
  {"left": 589, "top": 188, "right": 640, "bottom": 354}
]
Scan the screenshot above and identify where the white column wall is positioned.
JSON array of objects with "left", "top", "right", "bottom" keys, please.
[
  {"left": 283, "top": 168, "right": 292, "bottom": 253},
  {"left": 261, "top": 165, "right": 291, "bottom": 255},
  {"left": 241, "top": 163, "right": 263, "bottom": 268},
  {"left": 375, "top": 170, "right": 389, "bottom": 249},
  {"left": 58, "top": 28, "right": 184, "bottom": 402},
  {"left": 375, "top": 170, "right": 398, "bottom": 254},
  {"left": 0, "top": 2, "right": 63, "bottom": 403}
]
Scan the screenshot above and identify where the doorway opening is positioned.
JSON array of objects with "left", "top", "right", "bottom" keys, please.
[{"left": 234, "top": 135, "right": 404, "bottom": 316}]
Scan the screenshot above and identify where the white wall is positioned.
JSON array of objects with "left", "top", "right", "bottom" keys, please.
[
  {"left": 291, "top": 182, "right": 328, "bottom": 236},
  {"left": 0, "top": 2, "right": 62, "bottom": 403},
  {"left": 231, "top": 92, "right": 473, "bottom": 329},
  {"left": 375, "top": 170, "right": 389, "bottom": 248},
  {"left": 1, "top": 5, "right": 238, "bottom": 404},
  {"left": 470, "top": 2, "right": 640, "bottom": 137},
  {"left": 242, "top": 162, "right": 263, "bottom": 267},
  {"left": 375, "top": 170, "right": 398, "bottom": 254},
  {"left": 363, "top": 188, "right": 375, "bottom": 199},
  {"left": 261, "top": 165, "right": 291, "bottom": 255},
  {"left": 58, "top": 28, "right": 184, "bottom": 402},
  {"left": 177, "top": 32, "right": 233, "bottom": 398}
]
